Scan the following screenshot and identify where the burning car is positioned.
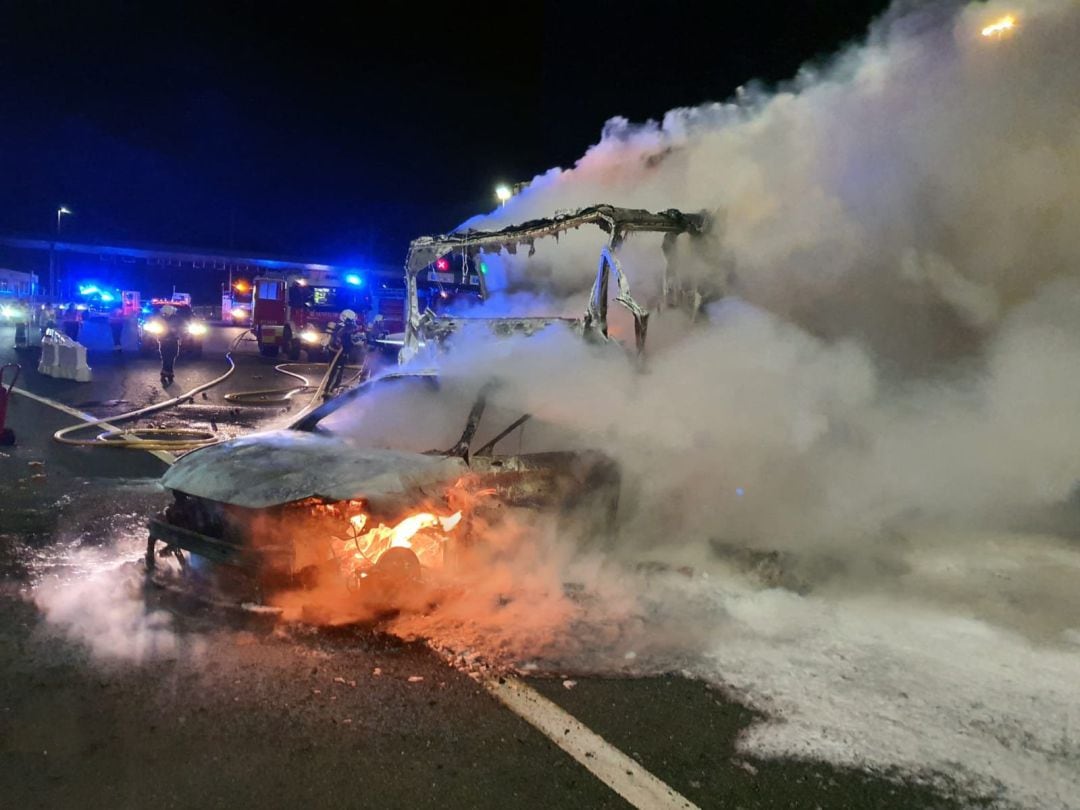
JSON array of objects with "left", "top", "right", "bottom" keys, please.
[{"left": 146, "top": 372, "right": 620, "bottom": 612}]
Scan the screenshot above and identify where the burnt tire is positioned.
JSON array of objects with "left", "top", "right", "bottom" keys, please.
[{"left": 374, "top": 547, "right": 421, "bottom": 582}]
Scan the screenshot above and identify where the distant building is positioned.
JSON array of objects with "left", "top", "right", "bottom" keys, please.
[{"left": 0, "top": 267, "right": 38, "bottom": 298}]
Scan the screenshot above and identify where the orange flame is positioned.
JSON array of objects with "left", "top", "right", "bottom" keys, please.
[{"left": 331, "top": 508, "right": 462, "bottom": 579}]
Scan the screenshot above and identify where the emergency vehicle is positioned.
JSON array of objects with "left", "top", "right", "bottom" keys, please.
[
  {"left": 137, "top": 297, "right": 208, "bottom": 356},
  {"left": 222, "top": 280, "right": 253, "bottom": 325},
  {"left": 251, "top": 269, "right": 371, "bottom": 359}
]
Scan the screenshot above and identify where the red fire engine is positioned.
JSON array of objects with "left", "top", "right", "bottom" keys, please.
[{"left": 251, "top": 270, "right": 371, "bottom": 359}]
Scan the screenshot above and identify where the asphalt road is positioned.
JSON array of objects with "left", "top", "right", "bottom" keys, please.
[{"left": 0, "top": 323, "right": 986, "bottom": 809}]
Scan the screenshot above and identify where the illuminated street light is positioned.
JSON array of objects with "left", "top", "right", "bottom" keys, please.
[
  {"left": 495, "top": 185, "right": 512, "bottom": 207},
  {"left": 50, "top": 206, "right": 73, "bottom": 298},
  {"left": 981, "top": 14, "right": 1016, "bottom": 38}
]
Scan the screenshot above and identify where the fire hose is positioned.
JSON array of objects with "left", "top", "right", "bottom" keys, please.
[
  {"left": 51, "top": 333, "right": 357, "bottom": 453},
  {"left": 221, "top": 347, "right": 362, "bottom": 407}
]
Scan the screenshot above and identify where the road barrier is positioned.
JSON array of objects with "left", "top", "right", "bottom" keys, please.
[{"left": 38, "top": 328, "right": 92, "bottom": 382}]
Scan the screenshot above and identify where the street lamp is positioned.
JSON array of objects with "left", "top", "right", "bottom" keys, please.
[
  {"left": 50, "top": 206, "right": 73, "bottom": 299},
  {"left": 495, "top": 185, "right": 512, "bottom": 207}
]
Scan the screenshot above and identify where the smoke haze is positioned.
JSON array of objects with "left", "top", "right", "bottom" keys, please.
[{"left": 366, "top": 1, "right": 1080, "bottom": 804}]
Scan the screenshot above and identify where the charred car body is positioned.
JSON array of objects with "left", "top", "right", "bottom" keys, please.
[
  {"left": 146, "top": 205, "right": 710, "bottom": 610},
  {"left": 148, "top": 375, "right": 620, "bottom": 609}
]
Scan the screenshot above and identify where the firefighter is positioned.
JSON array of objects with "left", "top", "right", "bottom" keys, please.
[
  {"left": 365, "top": 313, "right": 387, "bottom": 346},
  {"left": 108, "top": 304, "right": 126, "bottom": 353},
  {"left": 157, "top": 304, "right": 182, "bottom": 385},
  {"left": 329, "top": 309, "right": 365, "bottom": 365},
  {"left": 40, "top": 303, "right": 57, "bottom": 338},
  {"left": 61, "top": 303, "right": 82, "bottom": 341}
]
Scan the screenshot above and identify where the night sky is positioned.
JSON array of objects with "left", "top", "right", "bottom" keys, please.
[{"left": 0, "top": 0, "right": 891, "bottom": 266}]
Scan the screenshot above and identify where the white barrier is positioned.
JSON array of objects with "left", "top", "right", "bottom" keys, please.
[{"left": 38, "top": 329, "right": 92, "bottom": 382}]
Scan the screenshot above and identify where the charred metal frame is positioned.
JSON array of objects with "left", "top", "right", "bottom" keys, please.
[{"left": 400, "top": 204, "right": 707, "bottom": 363}]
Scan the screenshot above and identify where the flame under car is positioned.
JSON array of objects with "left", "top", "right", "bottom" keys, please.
[{"left": 146, "top": 373, "right": 620, "bottom": 612}]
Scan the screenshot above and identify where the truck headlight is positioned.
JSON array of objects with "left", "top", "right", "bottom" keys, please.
[
  {"left": 300, "top": 329, "right": 321, "bottom": 344},
  {"left": 231, "top": 307, "right": 247, "bottom": 319},
  {"left": 187, "top": 322, "right": 208, "bottom": 336},
  {"left": 144, "top": 320, "right": 165, "bottom": 336}
]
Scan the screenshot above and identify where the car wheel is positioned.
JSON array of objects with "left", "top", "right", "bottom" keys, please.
[
  {"left": 373, "top": 547, "right": 422, "bottom": 583},
  {"left": 259, "top": 343, "right": 279, "bottom": 358}
]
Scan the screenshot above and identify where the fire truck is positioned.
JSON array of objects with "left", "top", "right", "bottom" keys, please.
[{"left": 251, "top": 270, "right": 371, "bottom": 359}]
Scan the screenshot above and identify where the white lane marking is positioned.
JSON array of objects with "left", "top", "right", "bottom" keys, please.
[
  {"left": 10, "top": 386, "right": 177, "bottom": 465},
  {"left": 485, "top": 675, "right": 701, "bottom": 810}
]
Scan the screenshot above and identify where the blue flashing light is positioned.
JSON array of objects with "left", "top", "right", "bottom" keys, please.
[
  {"left": 344, "top": 273, "right": 363, "bottom": 286},
  {"left": 99, "top": 292, "right": 115, "bottom": 302},
  {"left": 78, "top": 284, "right": 99, "bottom": 296}
]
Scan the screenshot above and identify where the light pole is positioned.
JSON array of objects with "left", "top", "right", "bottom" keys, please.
[
  {"left": 50, "top": 206, "right": 72, "bottom": 299},
  {"left": 495, "top": 185, "right": 512, "bottom": 208}
]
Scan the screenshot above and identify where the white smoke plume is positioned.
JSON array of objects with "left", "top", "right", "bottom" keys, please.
[
  {"left": 344, "top": 1, "right": 1080, "bottom": 805},
  {"left": 34, "top": 561, "right": 185, "bottom": 663},
  {"left": 465, "top": 0, "right": 1080, "bottom": 366},
  {"left": 412, "top": 0, "right": 1080, "bottom": 554}
]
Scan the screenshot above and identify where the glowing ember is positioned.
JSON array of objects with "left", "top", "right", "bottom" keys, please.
[
  {"left": 331, "top": 508, "right": 463, "bottom": 581},
  {"left": 981, "top": 15, "right": 1016, "bottom": 37}
]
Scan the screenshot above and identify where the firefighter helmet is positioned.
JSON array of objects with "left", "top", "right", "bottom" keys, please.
[{"left": 340, "top": 309, "right": 357, "bottom": 323}]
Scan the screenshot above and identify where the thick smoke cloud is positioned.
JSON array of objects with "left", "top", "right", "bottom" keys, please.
[
  {"left": 463, "top": 0, "right": 1080, "bottom": 368},
  {"left": 416, "top": 0, "right": 1080, "bottom": 557},
  {"left": 354, "top": 3, "right": 1080, "bottom": 803}
]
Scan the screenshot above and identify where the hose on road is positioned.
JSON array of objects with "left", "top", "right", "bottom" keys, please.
[
  {"left": 222, "top": 349, "right": 362, "bottom": 407},
  {"left": 51, "top": 334, "right": 360, "bottom": 453}
]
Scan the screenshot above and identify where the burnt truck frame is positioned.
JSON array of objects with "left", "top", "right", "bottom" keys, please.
[
  {"left": 146, "top": 204, "right": 709, "bottom": 605},
  {"left": 400, "top": 204, "right": 709, "bottom": 363}
]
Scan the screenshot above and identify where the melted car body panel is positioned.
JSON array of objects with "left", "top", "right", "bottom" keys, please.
[{"left": 162, "top": 429, "right": 468, "bottom": 511}]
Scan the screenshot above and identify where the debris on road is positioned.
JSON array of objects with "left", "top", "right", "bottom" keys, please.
[{"left": 735, "top": 759, "right": 759, "bottom": 776}]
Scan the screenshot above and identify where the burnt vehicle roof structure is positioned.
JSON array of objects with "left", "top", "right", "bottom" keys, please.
[{"left": 401, "top": 204, "right": 709, "bottom": 363}]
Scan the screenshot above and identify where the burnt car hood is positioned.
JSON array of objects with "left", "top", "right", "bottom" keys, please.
[{"left": 161, "top": 429, "right": 468, "bottom": 511}]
